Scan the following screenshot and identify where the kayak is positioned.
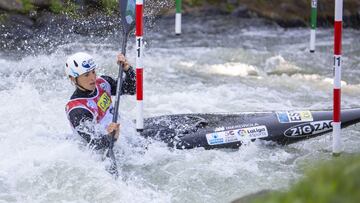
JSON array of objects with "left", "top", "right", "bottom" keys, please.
[{"left": 140, "top": 108, "right": 360, "bottom": 149}]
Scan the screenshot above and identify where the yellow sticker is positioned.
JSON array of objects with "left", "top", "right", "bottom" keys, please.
[
  {"left": 300, "top": 111, "right": 313, "bottom": 121},
  {"left": 97, "top": 93, "right": 111, "bottom": 112}
]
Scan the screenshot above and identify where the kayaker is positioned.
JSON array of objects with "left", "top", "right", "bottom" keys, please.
[{"left": 64, "top": 52, "right": 136, "bottom": 150}]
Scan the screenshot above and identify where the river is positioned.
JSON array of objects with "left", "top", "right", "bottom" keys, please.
[{"left": 0, "top": 14, "right": 360, "bottom": 203}]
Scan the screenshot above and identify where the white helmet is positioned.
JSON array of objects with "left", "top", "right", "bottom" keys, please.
[{"left": 65, "top": 52, "right": 97, "bottom": 77}]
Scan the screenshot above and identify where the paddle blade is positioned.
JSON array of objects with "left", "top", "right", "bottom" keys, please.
[{"left": 119, "top": 0, "right": 136, "bottom": 33}]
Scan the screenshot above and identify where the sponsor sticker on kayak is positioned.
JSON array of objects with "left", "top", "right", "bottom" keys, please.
[
  {"left": 214, "top": 123, "right": 260, "bottom": 132},
  {"left": 206, "top": 130, "right": 237, "bottom": 145},
  {"left": 236, "top": 125, "right": 268, "bottom": 140},
  {"left": 284, "top": 120, "right": 332, "bottom": 137},
  {"left": 206, "top": 125, "right": 268, "bottom": 145},
  {"left": 205, "top": 133, "right": 226, "bottom": 145},
  {"left": 276, "top": 111, "right": 313, "bottom": 123}
]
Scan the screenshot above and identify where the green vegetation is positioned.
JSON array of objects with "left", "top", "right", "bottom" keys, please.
[
  {"left": 50, "top": 0, "right": 78, "bottom": 18},
  {"left": 21, "top": 0, "right": 35, "bottom": 14},
  {"left": 249, "top": 155, "right": 360, "bottom": 203},
  {"left": 100, "top": 0, "right": 118, "bottom": 15},
  {"left": 184, "top": 0, "right": 220, "bottom": 6},
  {"left": 225, "top": 3, "right": 236, "bottom": 13},
  {"left": 0, "top": 13, "right": 8, "bottom": 23},
  {"left": 184, "top": 0, "right": 204, "bottom": 7},
  {"left": 50, "top": 0, "right": 64, "bottom": 14}
]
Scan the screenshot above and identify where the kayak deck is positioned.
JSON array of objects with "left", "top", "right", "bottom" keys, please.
[{"left": 140, "top": 109, "right": 360, "bottom": 149}]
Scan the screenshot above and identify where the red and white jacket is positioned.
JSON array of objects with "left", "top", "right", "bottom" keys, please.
[{"left": 66, "top": 77, "right": 114, "bottom": 131}]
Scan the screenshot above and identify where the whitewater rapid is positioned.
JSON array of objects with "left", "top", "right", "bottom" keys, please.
[{"left": 0, "top": 15, "right": 360, "bottom": 203}]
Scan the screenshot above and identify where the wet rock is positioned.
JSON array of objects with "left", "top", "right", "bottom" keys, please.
[
  {"left": 0, "top": 14, "right": 34, "bottom": 40},
  {"left": 0, "top": 25, "right": 33, "bottom": 52},
  {"left": 35, "top": 10, "right": 73, "bottom": 30},
  {"left": 227, "top": 0, "right": 237, "bottom": 4},
  {"left": 201, "top": 6, "right": 229, "bottom": 16},
  {"left": 33, "top": 11, "right": 75, "bottom": 50},
  {"left": 276, "top": 17, "right": 307, "bottom": 27},
  {"left": 280, "top": 3, "right": 298, "bottom": 13},
  {"left": 357, "top": 10, "right": 360, "bottom": 28},
  {"left": 72, "top": 13, "right": 121, "bottom": 36},
  {"left": 73, "top": 0, "right": 87, "bottom": 12},
  {"left": 0, "top": 0, "right": 23, "bottom": 11},
  {"left": 231, "top": 5, "right": 252, "bottom": 18},
  {"left": 343, "top": 12, "right": 360, "bottom": 29},
  {"left": 30, "top": 0, "right": 52, "bottom": 7},
  {"left": 8, "top": 14, "right": 34, "bottom": 27},
  {"left": 0, "top": 25, "right": 33, "bottom": 40}
]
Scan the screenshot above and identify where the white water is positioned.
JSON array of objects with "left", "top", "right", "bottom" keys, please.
[{"left": 1, "top": 16, "right": 360, "bottom": 203}]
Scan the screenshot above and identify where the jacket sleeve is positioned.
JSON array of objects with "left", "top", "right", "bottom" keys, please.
[
  {"left": 100, "top": 66, "right": 136, "bottom": 96},
  {"left": 68, "top": 108, "right": 110, "bottom": 150}
]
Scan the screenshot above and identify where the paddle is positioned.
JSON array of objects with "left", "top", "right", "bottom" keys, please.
[{"left": 106, "top": 0, "right": 136, "bottom": 179}]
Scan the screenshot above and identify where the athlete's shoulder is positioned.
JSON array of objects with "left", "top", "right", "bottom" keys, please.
[
  {"left": 97, "top": 76, "right": 113, "bottom": 93},
  {"left": 69, "top": 90, "right": 78, "bottom": 100},
  {"left": 99, "top": 75, "right": 116, "bottom": 84}
]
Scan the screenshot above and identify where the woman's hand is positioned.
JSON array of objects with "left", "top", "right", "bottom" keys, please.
[
  {"left": 117, "top": 53, "right": 130, "bottom": 71},
  {"left": 107, "top": 122, "right": 120, "bottom": 140}
]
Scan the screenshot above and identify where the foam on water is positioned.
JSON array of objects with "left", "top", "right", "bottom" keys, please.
[{"left": 0, "top": 55, "right": 170, "bottom": 203}]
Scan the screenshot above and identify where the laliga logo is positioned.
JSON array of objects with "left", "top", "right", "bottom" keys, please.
[
  {"left": 82, "top": 59, "right": 95, "bottom": 69},
  {"left": 237, "top": 129, "right": 247, "bottom": 137}
]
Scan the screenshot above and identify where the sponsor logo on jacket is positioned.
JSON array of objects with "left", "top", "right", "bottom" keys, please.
[{"left": 97, "top": 93, "right": 111, "bottom": 112}]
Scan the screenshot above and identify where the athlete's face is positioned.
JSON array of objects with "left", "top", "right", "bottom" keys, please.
[{"left": 77, "top": 69, "right": 97, "bottom": 91}]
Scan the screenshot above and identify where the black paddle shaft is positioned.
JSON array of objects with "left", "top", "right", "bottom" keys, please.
[
  {"left": 112, "top": 0, "right": 135, "bottom": 123},
  {"left": 106, "top": 0, "right": 136, "bottom": 179},
  {"left": 107, "top": 31, "right": 129, "bottom": 179},
  {"left": 112, "top": 34, "right": 128, "bottom": 123}
]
